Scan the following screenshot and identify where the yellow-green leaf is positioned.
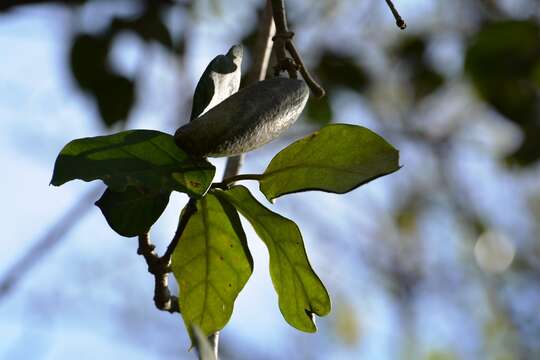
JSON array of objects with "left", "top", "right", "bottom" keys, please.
[
  {"left": 213, "top": 185, "right": 330, "bottom": 332},
  {"left": 171, "top": 193, "right": 253, "bottom": 338},
  {"left": 259, "top": 124, "right": 399, "bottom": 201}
]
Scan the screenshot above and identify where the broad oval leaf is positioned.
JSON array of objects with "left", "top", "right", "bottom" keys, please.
[
  {"left": 95, "top": 187, "right": 170, "bottom": 237},
  {"left": 259, "top": 124, "right": 399, "bottom": 201},
  {"left": 213, "top": 185, "right": 330, "bottom": 332},
  {"left": 51, "top": 130, "right": 215, "bottom": 198},
  {"left": 171, "top": 193, "right": 253, "bottom": 339}
]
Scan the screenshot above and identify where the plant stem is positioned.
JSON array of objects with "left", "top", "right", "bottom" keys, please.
[
  {"left": 270, "top": 0, "right": 325, "bottom": 97},
  {"left": 212, "top": 174, "right": 263, "bottom": 189},
  {"left": 208, "top": 332, "right": 219, "bottom": 360},
  {"left": 208, "top": 1, "right": 276, "bottom": 358},
  {"left": 137, "top": 198, "right": 197, "bottom": 314}
]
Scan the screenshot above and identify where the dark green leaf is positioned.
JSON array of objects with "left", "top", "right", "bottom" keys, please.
[
  {"left": 70, "top": 33, "right": 134, "bottom": 128},
  {"left": 465, "top": 20, "right": 540, "bottom": 164},
  {"left": 315, "top": 52, "right": 370, "bottom": 93},
  {"left": 411, "top": 66, "right": 444, "bottom": 101},
  {"left": 213, "top": 185, "right": 330, "bottom": 332},
  {"left": 392, "top": 35, "right": 444, "bottom": 100},
  {"left": 70, "top": 33, "right": 110, "bottom": 92},
  {"left": 393, "top": 35, "right": 427, "bottom": 65},
  {"left": 258, "top": 124, "right": 400, "bottom": 201},
  {"left": 111, "top": 10, "right": 173, "bottom": 50},
  {"left": 95, "top": 187, "right": 170, "bottom": 237},
  {"left": 95, "top": 74, "right": 135, "bottom": 127},
  {"left": 465, "top": 20, "right": 540, "bottom": 125},
  {"left": 51, "top": 130, "right": 215, "bottom": 198},
  {"left": 171, "top": 193, "right": 253, "bottom": 338}
]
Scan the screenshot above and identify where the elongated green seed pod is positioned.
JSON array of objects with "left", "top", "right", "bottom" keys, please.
[{"left": 175, "top": 77, "right": 309, "bottom": 158}]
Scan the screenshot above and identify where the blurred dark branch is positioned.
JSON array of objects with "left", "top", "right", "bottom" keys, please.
[
  {"left": 0, "top": 0, "right": 73, "bottom": 12},
  {"left": 137, "top": 198, "right": 197, "bottom": 313},
  {"left": 270, "top": 0, "right": 325, "bottom": 98},
  {"left": 0, "top": 0, "right": 182, "bottom": 12},
  {"left": 0, "top": 186, "right": 103, "bottom": 299}
]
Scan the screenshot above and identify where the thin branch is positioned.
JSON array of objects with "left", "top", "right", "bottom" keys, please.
[
  {"left": 137, "top": 198, "right": 197, "bottom": 313},
  {"left": 384, "top": 0, "right": 407, "bottom": 30},
  {"left": 0, "top": 0, "right": 71, "bottom": 11},
  {"left": 137, "top": 233, "right": 178, "bottom": 313},
  {"left": 284, "top": 41, "right": 325, "bottom": 98},
  {"left": 212, "top": 174, "right": 263, "bottom": 189},
  {"left": 244, "top": 2, "right": 276, "bottom": 85},
  {"left": 270, "top": 0, "right": 325, "bottom": 97}
]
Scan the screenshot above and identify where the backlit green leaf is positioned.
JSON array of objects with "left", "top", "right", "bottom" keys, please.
[
  {"left": 213, "top": 185, "right": 330, "bottom": 332},
  {"left": 95, "top": 187, "right": 170, "bottom": 237},
  {"left": 51, "top": 130, "right": 215, "bottom": 198},
  {"left": 259, "top": 124, "right": 399, "bottom": 201},
  {"left": 171, "top": 193, "right": 253, "bottom": 338}
]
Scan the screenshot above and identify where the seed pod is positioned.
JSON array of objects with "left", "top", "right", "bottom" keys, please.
[
  {"left": 190, "top": 45, "right": 243, "bottom": 121},
  {"left": 175, "top": 77, "right": 309, "bottom": 158}
]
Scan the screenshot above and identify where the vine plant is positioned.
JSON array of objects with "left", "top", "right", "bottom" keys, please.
[{"left": 51, "top": 0, "right": 404, "bottom": 358}]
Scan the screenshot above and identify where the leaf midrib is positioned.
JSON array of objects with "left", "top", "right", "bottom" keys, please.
[
  {"left": 247, "top": 211, "right": 315, "bottom": 320},
  {"left": 263, "top": 162, "right": 380, "bottom": 179}
]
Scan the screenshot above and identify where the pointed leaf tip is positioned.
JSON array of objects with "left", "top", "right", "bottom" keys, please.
[
  {"left": 259, "top": 123, "right": 400, "bottom": 200},
  {"left": 171, "top": 193, "right": 253, "bottom": 339},
  {"left": 213, "top": 185, "right": 331, "bottom": 332}
]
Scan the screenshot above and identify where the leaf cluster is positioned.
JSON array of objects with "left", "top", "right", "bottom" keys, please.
[{"left": 51, "top": 45, "right": 400, "bottom": 342}]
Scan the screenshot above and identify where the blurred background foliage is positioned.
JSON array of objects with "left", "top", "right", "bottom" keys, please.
[{"left": 0, "top": 0, "right": 539, "bottom": 359}]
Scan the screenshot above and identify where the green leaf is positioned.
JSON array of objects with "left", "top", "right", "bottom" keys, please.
[
  {"left": 392, "top": 35, "right": 445, "bottom": 101},
  {"left": 95, "top": 187, "right": 170, "bottom": 237},
  {"left": 94, "top": 73, "right": 135, "bottom": 128},
  {"left": 69, "top": 33, "right": 135, "bottom": 128},
  {"left": 213, "top": 185, "right": 330, "bottom": 332},
  {"left": 51, "top": 130, "right": 215, "bottom": 198},
  {"left": 259, "top": 124, "right": 399, "bottom": 201},
  {"left": 465, "top": 20, "right": 540, "bottom": 125},
  {"left": 315, "top": 51, "right": 370, "bottom": 93},
  {"left": 171, "top": 193, "right": 253, "bottom": 338}
]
